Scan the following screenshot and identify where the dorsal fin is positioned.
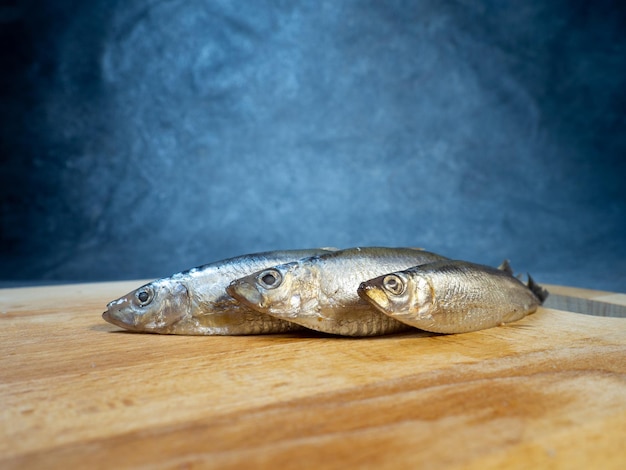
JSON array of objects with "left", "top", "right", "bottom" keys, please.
[
  {"left": 527, "top": 274, "right": 549, "bottom": 304},
  {"left": 497, "top": 259, "right": 514, "bottom": 276}
]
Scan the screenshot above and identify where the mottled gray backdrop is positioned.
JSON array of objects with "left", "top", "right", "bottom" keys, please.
[{"left": 1, "top": 1, "right": 625, "bottom": 290}]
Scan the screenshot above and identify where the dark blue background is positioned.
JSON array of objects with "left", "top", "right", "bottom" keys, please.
[{"left": 1, "top": 1, "right": 625, "bottom": 290}]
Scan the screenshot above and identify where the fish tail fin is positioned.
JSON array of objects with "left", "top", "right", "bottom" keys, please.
[
  {"left": 497, "top": 259, "right": 514, "bottom": 276},
  {"left": 527, "top": 274, "right": 549, "bottom": 304}
]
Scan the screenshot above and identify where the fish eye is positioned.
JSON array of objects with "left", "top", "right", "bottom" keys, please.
[
  {"left": 258, "top": 269, "right": 282, "bottom": 289},
  {"left": 383, "top": 274, "right": 405, "bottom": 296},
  {"left": 135, "top": 286, "right": 154, "bottom": 306}
]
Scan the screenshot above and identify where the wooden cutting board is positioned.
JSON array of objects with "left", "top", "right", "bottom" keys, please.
[{"left": 1, "top": 281, "right": 625, "bottom": 469}]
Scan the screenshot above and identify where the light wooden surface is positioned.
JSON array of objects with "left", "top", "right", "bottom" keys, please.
[{"left": 1, "top": 281, "right": 625, "bottom": 469}]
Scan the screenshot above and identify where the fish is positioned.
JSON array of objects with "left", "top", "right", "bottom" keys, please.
[
  {"left": 357, "top": 260, "right": 549, "bottom": 334},
  {"left": 102, "top": 248, "right": 337, "bottom": 335},
  {"left": 226, "top": 247, "right": 448, "bottom": 336}
]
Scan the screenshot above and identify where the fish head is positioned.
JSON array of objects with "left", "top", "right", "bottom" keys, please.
[
  {"left": 102, "top": 279, "right": 190, "bottom": 332},
  {"left": 358, "top": 271, "right": 434, "bottom": 320},
  {"left": 227, "top": 261, "right": 318, "bottom": 319}
]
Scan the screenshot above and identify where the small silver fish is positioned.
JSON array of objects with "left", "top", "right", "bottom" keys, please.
[
  {"left": 226, "top": 247, "right": 448, "bottom": 336},
  {"left": 358, "top": 260, "right": 549, "bottom": 334},
  {"left": 102, "top": 248, "right": 336, "bottom": 335}
]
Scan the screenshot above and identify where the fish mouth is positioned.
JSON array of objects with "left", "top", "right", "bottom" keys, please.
[
  {"left": 227, "top": 280, "right": 264, "bottom": 310},
  {"left": 357, "top": 281, "right": 392, "bottom": 312},
  {"left": 356, "top": 281, "right": 376, "bottom": 300},
  {"left": 102, "top": 309, "right": 141, "bottom": 332}
]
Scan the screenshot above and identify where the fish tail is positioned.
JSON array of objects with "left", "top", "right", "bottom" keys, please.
[
  {"left": 527, "top": 274, "right": 549, "bottom": 304},
  {"left": 497, "top": 259, "right": 514, "bottom": 276}
]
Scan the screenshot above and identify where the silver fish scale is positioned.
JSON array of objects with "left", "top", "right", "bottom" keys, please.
[
  {"left": 103, "top": 248, "right": 334, "bottom": 335},
  {"left": 264, "top": 247, "right": 448, "bottom": 336},
  {"left": 176, "top": 249, "right": 338, "bottom": 334},
  {"left": 406, "top": 261, "right": 541, "bottom": 333},
  {"left": 337, "top": 311, "right": 412, "bottom": 337}
]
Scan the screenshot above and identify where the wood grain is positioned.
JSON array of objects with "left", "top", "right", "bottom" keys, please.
[{"left": 1, "top": 281, "right": 625, "bottom": 469}]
